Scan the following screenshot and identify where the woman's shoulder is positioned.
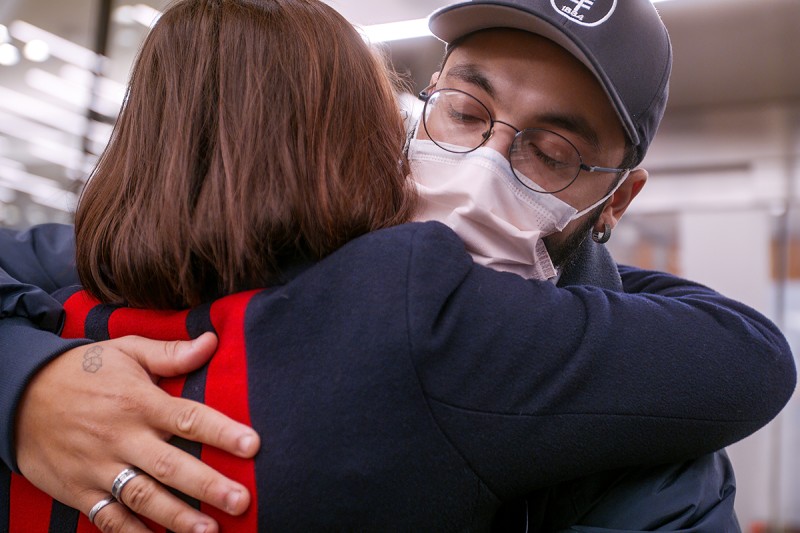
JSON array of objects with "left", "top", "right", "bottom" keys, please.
[
  {"left": 263, "top": 222, "right": 475, "bottom": 309},
  {"left": 330, "top": 221, "right": 471, "bottom": 273},
  {"left": 354, "top": 221, "right": 464, "bottom": 250}
]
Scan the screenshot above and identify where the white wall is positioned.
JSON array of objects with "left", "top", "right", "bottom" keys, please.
[{"left": 631, "top": 101, "right": 800, "bottom": 530}]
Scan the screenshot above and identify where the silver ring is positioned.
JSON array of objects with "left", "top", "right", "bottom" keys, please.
[
  {"left": 88, "top": 495, "right": 117, "bottom": 523},
  {"left": 111, "top": 467, "right": 143, "bottom": 500}
]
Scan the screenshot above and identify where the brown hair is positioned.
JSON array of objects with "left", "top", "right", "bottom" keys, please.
[{"left": 76, "top": 0, "right": 416, "bottom": 308}]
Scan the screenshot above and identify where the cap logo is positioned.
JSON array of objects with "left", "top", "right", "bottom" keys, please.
[{"left": 550, "top": 0, "right": 617, "bottom": 27}]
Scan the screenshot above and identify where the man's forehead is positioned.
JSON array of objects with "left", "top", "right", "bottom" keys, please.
[{"left": 441, "top": 29, "right": 590, "bottom": 91}]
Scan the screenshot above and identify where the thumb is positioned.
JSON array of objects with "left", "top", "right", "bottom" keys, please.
[{"left": 120, "top": 332, "right": 219, "bottom": 378}]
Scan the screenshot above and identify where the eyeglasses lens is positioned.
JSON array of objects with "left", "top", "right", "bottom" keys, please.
[
  {"left": 423, "top": 90, "right": 491, "bottom": 153},
  {"left": 423, "top": 90, "right": 581, "bottom": 193},
  {"left": 509, "top": 130, "right": 582, "bottom": 193}
]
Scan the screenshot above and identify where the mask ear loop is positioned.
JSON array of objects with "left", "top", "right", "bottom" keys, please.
[
  {"left": 403, "top": 112, "right": 426, "bottom": 159},
  {"left": 570, "top": 169, "right": 632, "bottom": 220}
]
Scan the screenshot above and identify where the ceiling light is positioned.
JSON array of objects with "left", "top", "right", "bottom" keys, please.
[
  {"left": 0, "top": 110, "right": 71, "bottom": 148},
  {"left": 360, "top": 18, "right": 431, "bottom": 43},
  {"left": 130, "top": 4, "right": 162, "bottom": 28},
  {"left": 0, "top": 24, "right": 9, "bottom": 43},
  {"left": 28, "top": 142, "right": 96, "bottom": 176},
  {"left": 113, "top": 5, "right": 136, "bottom": 25},
  {"left": 0, "top": 164, "right": 78, "bottom": 211},
  {"left": 26, "top": 68, "right": 90, "bottom": 102},
  {"left": 10, "top": 20, "right": 96, "bottom": 70},
  {"left": 0, "top": 85, "right": 113, "bottom": 144},
  {"left": 0, "top": 43, "right": 20, "bottom": 66},
  {"left": 59, "top": 64, "right": 126, "bottom": 105},
  {"left": 24, "top": 39, "right": 50, "bottom": 62}
]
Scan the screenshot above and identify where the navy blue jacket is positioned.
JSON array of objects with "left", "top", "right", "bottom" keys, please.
[
  {"left": 0, "top": 222, "right": 795, "bottom": 531},
  {"left": 494, "top": 237, "right": 742, "bottom": 532}
]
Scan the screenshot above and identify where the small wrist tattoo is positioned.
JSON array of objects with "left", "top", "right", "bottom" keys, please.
[{"left": 82, "top": 346, "right": 104, "bottom": 373}]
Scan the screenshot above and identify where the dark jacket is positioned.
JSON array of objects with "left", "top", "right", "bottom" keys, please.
[
  {"left": 496, "top": 235, "right": 741, "bottom": 532},
  {"left": 0, "top": 222, "right": 794, "bottom": 531}
]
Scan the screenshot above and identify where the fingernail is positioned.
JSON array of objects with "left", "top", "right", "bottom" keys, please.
[
  {"left": 225, "top": 490, "right": 242, "bottom": 513},
  {"left": 192, "top": 524, "right": 210, "bottom": 533},
  {"left": 238, "top": 434, "right": 254, "bottom": 454}
]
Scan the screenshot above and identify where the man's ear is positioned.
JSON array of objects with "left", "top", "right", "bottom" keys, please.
[
  {"left": 598, "top": 168, "right": 647, "bottom": 229},
  {"left": 428, "top": 71, "right": 440, "bottom": 89}
]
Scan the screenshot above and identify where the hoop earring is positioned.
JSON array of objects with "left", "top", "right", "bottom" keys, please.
[{"left": 592, "top": 223, "right": 612, "bottom": 244}]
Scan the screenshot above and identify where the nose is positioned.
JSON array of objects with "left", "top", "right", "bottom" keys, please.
[{"left": 482, "top": 120, "right": 518, "bottom": 159}]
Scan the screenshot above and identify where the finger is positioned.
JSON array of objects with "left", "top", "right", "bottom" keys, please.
[
  {"left": 89, "top": 336, "right": 259, "bottom": 458},
  {"left": 83, "top": 493, "right": 151, "bottom": 533},
  {"left": 128, "top": 439, "right": 251, "bottom": 516},
  {"left": 112, "top": 472, "right": 219, "bottom": 533},
  {"left": 155, "top": 395, "right": 260, "bottom": 458},
  {"left": 116, "top": 333, "right": 220, "bottom": 377}
]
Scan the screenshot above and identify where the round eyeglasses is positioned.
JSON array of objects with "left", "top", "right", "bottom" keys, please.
[{"left": 420, "top": 88, "right": 629, "bottom": 194}]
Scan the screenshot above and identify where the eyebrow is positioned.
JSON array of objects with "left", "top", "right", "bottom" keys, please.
[{"left": 443, "top": 64, "right": 497, "bottom": 99}]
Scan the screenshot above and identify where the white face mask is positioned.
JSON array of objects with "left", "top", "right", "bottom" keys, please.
[{"left": 408, "top": 138, "right": 627, "bottom": 280}]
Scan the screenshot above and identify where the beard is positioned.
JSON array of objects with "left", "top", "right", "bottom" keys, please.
[{"left": 543, "top": 203, "right": 605, "bottom": 270}]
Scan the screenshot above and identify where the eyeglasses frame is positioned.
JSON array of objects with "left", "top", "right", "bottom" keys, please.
[{"left": 418, "top": 87, "right": 630, "bottom": 194}]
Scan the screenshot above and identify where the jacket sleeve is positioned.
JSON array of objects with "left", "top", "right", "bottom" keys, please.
[
  {"left": 0, "top": 224, "right": 86, "bottom": 471},
  {"left": 0, "top": 318, "right": 89, "bottom": 471},
  {"left": 0, "top": 223, "right": 78, "bottom": 331},
  {"left": 537, "top": 451, "right": 738, "bottom": 532},
  {"left": 405, "top": 223, "right": 796, "bottom": 500}
]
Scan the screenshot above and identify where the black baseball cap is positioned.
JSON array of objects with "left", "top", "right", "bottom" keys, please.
[{"left": 428, "top": 0, "right": 672, "bottom": 165}]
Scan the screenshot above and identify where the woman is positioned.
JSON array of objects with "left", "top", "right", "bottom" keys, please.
[{"left": 0, "top": 0, "right": 794, "bottom": 531}]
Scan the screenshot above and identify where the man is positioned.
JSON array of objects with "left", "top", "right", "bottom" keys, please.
[
  {"left": 0, "top": 0, "right": 789, "bottom": 531},
  {"left": 407, "top": 2, "right": 738, "bottom": 530}
]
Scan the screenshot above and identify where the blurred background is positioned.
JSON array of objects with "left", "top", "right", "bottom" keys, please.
[{"left": 0, "top": 0, "right": 798, "bottom": 529}]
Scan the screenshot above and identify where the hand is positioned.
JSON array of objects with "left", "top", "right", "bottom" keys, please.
[{"left": 15, "top": 333, "right": 261, "bottom": 532}]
